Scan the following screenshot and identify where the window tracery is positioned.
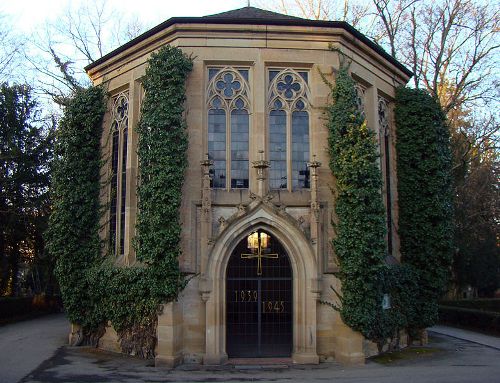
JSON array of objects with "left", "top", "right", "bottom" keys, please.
[
  {"left": 354, "top": 83, "right": 366, "bottom": 119},
  {"left": 378, "top": 97, "right": 390, "bottom": 138},
  {"left": 268, "top": 69, "right": 311, "bottom": 190},
  {"left": 110, "top": 91, "right": 129, "bottom": 256},
  {"left": 378, "top": 96, "right": 393, "bottom": 254},
  {"left": 207, "top": 67, "right": 250, "bottom": 189}
]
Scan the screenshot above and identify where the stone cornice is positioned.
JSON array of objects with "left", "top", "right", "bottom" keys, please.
[{"left": 86, "top": 22, "right": 412, "bottom": 85}]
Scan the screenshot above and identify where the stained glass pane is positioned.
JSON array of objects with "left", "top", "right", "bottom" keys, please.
[
  {"left": 110, "top": 130, "right": 119, "bottom": 251},
  {"left": 292, "top": 111, "right": 309, "bottom": 189},
  {"left": 231, "top": 109, "right": 249, "bottom": 189},
  {"left": 209, "top": 68, "right": 220, "bottom": 81},
  {"left": 298, "top": 71, "right": 308, "bottom": 83},
  {"left": 269, "top": 110, "right": 287, "bottom": 189},
  {"left": 269, "top": 70, "right": 279, "bottom": 82},
  {"left": 208, "top": 108, "right": 226, "bottom": 188},
  {"left": 119, "top": 128, "right": 128, "bottom": 255},
  {"left": 238, "top": 69, "right": 249, "bottom": 82}
]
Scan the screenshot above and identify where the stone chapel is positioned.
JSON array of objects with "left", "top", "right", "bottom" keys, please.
[{"left": 85, "top": 6, "right": 412, "bottom": 367}]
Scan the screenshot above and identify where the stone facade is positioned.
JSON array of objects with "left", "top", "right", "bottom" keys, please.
[{"left": 86, "top": 7, "right": 411, "bottom": 367}]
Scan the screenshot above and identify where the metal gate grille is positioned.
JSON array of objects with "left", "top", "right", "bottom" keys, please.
[{"left": 226, "top": 230, "right": 292, "bottom": 358}]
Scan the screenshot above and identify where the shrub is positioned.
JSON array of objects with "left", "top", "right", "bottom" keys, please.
[
  {"left": 439, "top": 305, "right": 500, "bottom": 335},
  {"left": 395, "top": 87, "right": 454, "bottom": 332}
]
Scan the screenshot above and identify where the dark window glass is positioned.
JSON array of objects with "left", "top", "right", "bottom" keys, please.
[
  {"left": 269, "top": 110, "right": 287, "bottom": 189},
  {"left": 231, "top": 108, "right": 249, "bottom": 189},
  {"left": 269, "top": 70, "right": 279, "bottom": 82},
  {"left": 110, "top": 129, "right": 119, "bottom": 250},
  {"left": 119, "top": 127, "right": 128, "bottom": 255},
  {"left": 292, "top": 111, "right": 309, "bottom": 189},
  {"left": 238, "top": 69, "right": 249, "bottom": 82},
  {"left": 208, "top": 68, "right": 220, "bottom": 81},
  {"left": 208, "top": 107, "right": 226, "bottom": 188}
]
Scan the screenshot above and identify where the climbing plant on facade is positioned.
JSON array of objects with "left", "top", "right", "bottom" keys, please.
[
  {"left": 395, "top": 87, "right": 453, "bottom": 332},
  {"left": 46, "top": 86, "right": 106, "bottom": 329},
  {"left": 47, "top": 45, "right": 193, "bottom": 357},
  {"left": 326, "top": 65, "right": 393, "bottom": 349}
]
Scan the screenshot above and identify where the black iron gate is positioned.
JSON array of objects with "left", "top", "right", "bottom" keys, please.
[{"left": 226, "top": 230, "right": 292, "bottom": 358}]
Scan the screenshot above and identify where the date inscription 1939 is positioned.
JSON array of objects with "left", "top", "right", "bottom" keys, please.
[{"left": 233, "top": 290, "right": 285, "bottom": 313}]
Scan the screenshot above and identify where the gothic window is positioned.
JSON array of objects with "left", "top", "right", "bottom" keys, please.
[
  {"left": 268, "top": 69, "right": 311, "bottom": 190},
  {"left": 354, "top": 83, "right": 366, "bottom": 119},
  {"left": 110, "top": 91, "right": 129, "bottom": 256},
  {"left": 378, "top": 96, "right": 392, "bottom": 254},
  {"left": 207, "top": 67, "right": 250, "bottom": 189}
]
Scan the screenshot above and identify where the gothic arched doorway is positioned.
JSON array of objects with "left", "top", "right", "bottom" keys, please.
[{"left": 226, "top": 229, "right": 293, "bottom": 358}]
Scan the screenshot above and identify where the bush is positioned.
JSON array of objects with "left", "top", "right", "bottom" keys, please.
[
  {"left": 395, "top": 87, "right": 454, "bottom": 331},
  {"left": 46, "top": 46, "right": 192, "bottom": 357},
  {"left": 326, "top": 65, "right": 389, "bottom": 349},
  {"left": 439, "top": 305, "right": 500, "bottom": 335},
  {"left": 0, "top": 297, "right": 32, "bottom": 320},
  {"left": 439, "top": 299, "right": 500, "bottom": 313},
  {"left": 0, "top": 295, "right": 62, "bottom": 323}
]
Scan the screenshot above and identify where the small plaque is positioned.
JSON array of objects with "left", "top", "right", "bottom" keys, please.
[{"left": 382, "top": 293, "right": 391, "bottom": 310}]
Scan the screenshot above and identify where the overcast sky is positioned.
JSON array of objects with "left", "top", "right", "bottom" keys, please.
[{"left": 1, "top": 0, "right": 250, "bottom": 32}]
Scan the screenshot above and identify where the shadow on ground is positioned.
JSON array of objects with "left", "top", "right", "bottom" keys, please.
[{"left": 20, "top": 333, "right": 500, "bottom": 383}]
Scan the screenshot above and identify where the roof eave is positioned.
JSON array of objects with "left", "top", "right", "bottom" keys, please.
[{"left": 84, "top": 16, "right": 413, "bottom": 79}]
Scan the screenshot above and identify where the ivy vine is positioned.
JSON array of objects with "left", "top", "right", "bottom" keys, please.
[
  {"left": 47, "top": 46, "right": 193, "bottom": 358},
  {"left": 46, "top": 86, "right": 106, "bottom": 331},
  {"left": 394, "top": 87, "right": 453, "bottom": 332},
  {"left": 325, "top": 64, "right": 424, "bottom": 352},
  {"left": 326, "top": 65, "right": 390, "bottom": 348}
]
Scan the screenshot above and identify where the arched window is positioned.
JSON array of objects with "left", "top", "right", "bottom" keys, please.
[
  {"left": 378, "top": 96, "right": 392, "bottom": 255},
  {"left": 354, "top": 83, "right": 366, "bottom": 120},
  {"left": 268, "top": 69, "right": 311, "bottom": 190},
  {"left": 207, "top": 68, "right": 250, "bottom": 189},
  {"left": 109, "top": 91, "right": 129, "bottom": 256}
]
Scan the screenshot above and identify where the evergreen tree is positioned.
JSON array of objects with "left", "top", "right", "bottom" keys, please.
[{"left": 0, "top": 83, "right": 54, "bottom": 296}]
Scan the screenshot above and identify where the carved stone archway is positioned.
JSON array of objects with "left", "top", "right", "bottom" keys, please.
[{"left": 200, "top": 200, "right": 320, "bottom": 364}]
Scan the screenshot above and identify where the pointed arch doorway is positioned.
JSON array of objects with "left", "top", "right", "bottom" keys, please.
[{"left": 226, "top": 229, "right": 293, "bottom": 358}]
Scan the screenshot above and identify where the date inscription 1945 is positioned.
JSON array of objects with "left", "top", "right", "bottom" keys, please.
[{"left": 233, "top": 290, "right": 285, "bottom": 313}]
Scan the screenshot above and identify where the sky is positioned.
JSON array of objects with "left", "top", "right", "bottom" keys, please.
[{"left": 1, "top": 0, "right": 251, "bottom": 32}]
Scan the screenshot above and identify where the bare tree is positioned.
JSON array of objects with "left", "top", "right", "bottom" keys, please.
[
  {"left": 371, "top": 0, "right": 499, "bottom": 166},
  {"left": 256, "top": 0, "right": 373, "bottom": 29},
  {"left": 372, "top": 0, "right": 422, "bottom": 58},
  {"left": 0, "top": 14, "right": 25, "bottom": 83},
  {"left": 405, "top": 0, "right": 499, "bottom": 114},
  {"left": 28, "top": 1, "right": 146, "bottom": 106}
]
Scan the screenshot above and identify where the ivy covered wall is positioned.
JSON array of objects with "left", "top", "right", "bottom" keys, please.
[
  {"left": 395, "top": 87, "right": 454, "bottom": 331},
  {"left": 47, "top": 46, "right": 193, "bottom": 357},
  {"left": 325, "top": 65, "right": 447, "bottom": 351}
]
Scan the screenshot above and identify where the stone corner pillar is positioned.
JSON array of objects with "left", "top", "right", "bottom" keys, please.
[
  {"left": 200, "top": 156, "right": 213, "bottom": 274},
  {"left": 292, "top": 352, "right": 320, "bottom": 364},
  {"left": 155, "top": 302, "right": 183, "bottom": 368},
  {"left": 334, "top": 324, "right": 365, "bottom": 366},
  {"left": 69, "top": 323, "right": 82, "bottom": 346}
]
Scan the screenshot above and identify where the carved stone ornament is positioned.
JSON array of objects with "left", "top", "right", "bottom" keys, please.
[
  {"left": 217, "top": 216, "right": 227, "bottom": 233},
  {"left": 237, "top": 203, "right": 247, "bottom": 216}
]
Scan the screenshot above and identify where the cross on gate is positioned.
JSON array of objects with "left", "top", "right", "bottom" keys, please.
[{"left": 241, "top": 233, "right": 278, "bottom": 276}]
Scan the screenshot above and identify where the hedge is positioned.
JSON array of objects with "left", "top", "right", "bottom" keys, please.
[
  {"left": 440, "top": 299, "right": 500, "bottom": 314},
  {"left": 0, "top": 296, "right": 62, "bottom": 323},
  {"left": 439, "top": 305, "right": 500, "bottom": 335}
]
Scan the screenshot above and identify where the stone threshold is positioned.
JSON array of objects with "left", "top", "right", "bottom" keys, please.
[{"left": 226, "top": 357, "right": 292, "bottom": 368}]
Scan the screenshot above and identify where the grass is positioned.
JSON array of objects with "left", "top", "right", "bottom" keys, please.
[{"left": 370, "top": 346, "right": 442, "bottom": 365}]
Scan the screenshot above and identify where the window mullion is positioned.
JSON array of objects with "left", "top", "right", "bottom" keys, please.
[
  {"left": 286, "top": 110, "right": 292, "bottom": 192},
  {"left": 226, "top": 106, "right": 231, "bottom": 191}
]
